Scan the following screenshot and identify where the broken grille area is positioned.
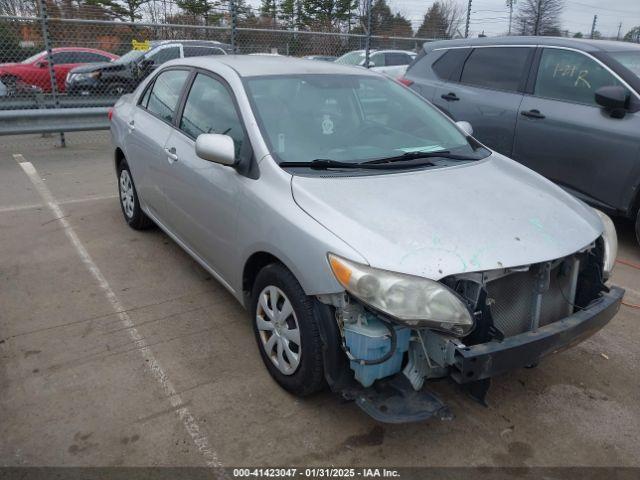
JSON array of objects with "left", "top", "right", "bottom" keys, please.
[{"left": 486, "top": 258, "right": 578, "bottom": 337}]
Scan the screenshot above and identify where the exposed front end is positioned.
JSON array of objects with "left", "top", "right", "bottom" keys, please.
[{"left": 324, "top": 239, "right": 623, "bottom": 423}]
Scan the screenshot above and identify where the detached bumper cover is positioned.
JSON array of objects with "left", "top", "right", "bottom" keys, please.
[{"left": 452, "top": 286, "right": 624, "bottom": 383}]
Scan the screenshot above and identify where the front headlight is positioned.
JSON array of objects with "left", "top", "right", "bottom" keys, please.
[
  {"left": 328, "top": 254, "right": 474, "bottom": 336},
  {"left": 69, "top": 71, "right": 100, "bottom": 82},
  {"left": 594, "top": 209, "right": 618, "bottom": 279}
]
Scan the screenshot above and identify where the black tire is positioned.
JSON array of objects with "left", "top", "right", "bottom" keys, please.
[
  {"left": 107, "top": 83, "right": 127, "bottom": 97},
  {"left": 251, "top": 263, "right": 326, "bottom": 396},
  {"left": 635, "top": 208, "right": 640, "bottom": 247},
  {"left": 117, "top": 159, "right": 154, "bottom": 230}
]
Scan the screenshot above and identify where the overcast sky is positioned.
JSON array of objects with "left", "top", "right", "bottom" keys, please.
[{"left": 387, "top": 0, "right": 640, "bottom": 38}]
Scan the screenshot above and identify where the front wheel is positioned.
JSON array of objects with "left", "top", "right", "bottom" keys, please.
[
  {"left": 251, "top": 263, "right": 326, "bottom": 396},
  {"left": 117, "top": 160, "right": 154, "bottom": 230}
]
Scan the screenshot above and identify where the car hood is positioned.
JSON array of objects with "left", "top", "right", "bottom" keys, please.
[
  {"left": 291, "top": 153, "right": 603, "bottom": 280},
  {"left": 68, "top": 62, "right": 122, "bottom": 74}
]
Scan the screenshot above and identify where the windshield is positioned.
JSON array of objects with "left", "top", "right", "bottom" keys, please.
[
  {"left": 335, "top": 51, "right": 365, "bottom": 65},
  {"left": 608, "top": 51, "right": 640, "bottom": 77},
  {"left": 21, "top": 51, "right": 44, "bottom": 64},
  {"left": 245, "top": 74, "right": 486, "bottom": 166},
  {"left": 115, "top": 49, "right": 145, "bottom": 64}
]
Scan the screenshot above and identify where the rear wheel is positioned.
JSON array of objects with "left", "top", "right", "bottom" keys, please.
[
  {"left": 635, "top": 208, "right": 640, "bottom": 247},
  {"left": 251, "top": 263, "right": 325, "bottom": 396},
  {"left": 117, "top": 159, "right": 153, "bottom": 230}
]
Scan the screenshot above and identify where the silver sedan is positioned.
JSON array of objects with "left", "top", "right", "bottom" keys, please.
[{"left": 110, "top": 56, "right": 622, "bottom": 423}]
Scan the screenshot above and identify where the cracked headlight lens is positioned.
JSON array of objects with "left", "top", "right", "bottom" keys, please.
[
  {"left": 594, "top": 209, "right": 618, "bottom": 279},
  {"left": 328, "top": 253, "right": 474, "bottom": 336}
]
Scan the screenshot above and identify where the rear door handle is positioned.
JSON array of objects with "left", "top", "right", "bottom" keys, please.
[
  {"left": 441, "top": 92, "right": 459, "bottom": 101},
  {"left": 521, "top": 109, "right": 545, "bottom": 119},
  {"left": 164, "top": 146, "right": 178, "bottom": 162}
]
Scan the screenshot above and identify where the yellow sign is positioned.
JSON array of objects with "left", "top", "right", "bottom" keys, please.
[{"left": 132, "top": 40, "right": 151, "bottom": 51}]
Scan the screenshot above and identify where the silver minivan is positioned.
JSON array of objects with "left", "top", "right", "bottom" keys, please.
[
  {"left": 402, "top": 37, "right": 640, "bottom": 245},
  {"left": 110, "top": 56, "right": 623, "bottom": 422}
]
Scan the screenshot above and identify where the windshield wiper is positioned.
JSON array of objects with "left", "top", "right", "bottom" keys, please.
[
  {"left": 279, "top": 159, "right": 434, "bottom": 170},
  {"left": 363, "top": 150, "right": 478, "bottom": 165}
]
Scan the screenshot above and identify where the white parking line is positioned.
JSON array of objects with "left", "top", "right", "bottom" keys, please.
[
  {"left": 0, "top": 194, "right": 118, "bottom": 213},
  {"left": 13, "top": 154, "right": 222, "bottom": 469}
]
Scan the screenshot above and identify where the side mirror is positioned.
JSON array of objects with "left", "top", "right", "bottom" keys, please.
[
  {"left": 195, "top": 133, "right": 236, "bottom": 166},
  {"left": 456, "top": 120, "right": 473, "bottom": 136},
  {"left": 595, "top": 86, "right": 629, "bottom": 118},
  {"left": 37, "top": 60, "right": 49, "bottom": 68}
]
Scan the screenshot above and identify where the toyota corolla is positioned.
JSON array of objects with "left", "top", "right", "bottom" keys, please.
[{"left": 109, "top": 56, "right": 623, "bottom": 423}]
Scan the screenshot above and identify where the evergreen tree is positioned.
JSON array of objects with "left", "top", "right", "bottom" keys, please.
[
  {"left": 624, "top": 26, "right": 640, "bottom": 43},
  {"left": 300, "top": 0, "right": 356, "bottom": 29},
  {"left": 416, "top": 2, "right": 448, "bottom": 39},
  {"left": 84, "top": 0, "right": 151, "bottom": 22}
]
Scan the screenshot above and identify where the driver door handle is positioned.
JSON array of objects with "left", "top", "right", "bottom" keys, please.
[
  {"left": 441, "top": 92, "right": 459, "bottom": 101},
  {"left": 521, "top": 109, "right": 546, "bottom": 119},
  {"left": 164, "top": 146, "right": 178, "bottom": 162}
]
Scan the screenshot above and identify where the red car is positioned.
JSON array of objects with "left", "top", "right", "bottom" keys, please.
[{"left": 0, "top": 47, "right": 118, "bottom": 94}]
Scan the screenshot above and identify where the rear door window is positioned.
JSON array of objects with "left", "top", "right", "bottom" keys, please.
[
  {"left": 460, "top": 47, "right": 531, "bottom": 92},
  {"left": 534, "top": 48, "right": 624, "bottom": 106},
  {"left": 51, "top": 51, "right": 77, "bottom": 64},
  {"left": 143, "top": 69, "right": 190, "bottom": 122},
  {"left": 385, "top": 52, "right": 412, "bottom": 66},
  {"left": 74, "top": 51, "right": 112, "bottom": 63},
  {"left": 147, "top": 46, "right": 181, "bottom": 65},
  {"left": 183, "top": 46, "right": 226, "bottom": 57}
]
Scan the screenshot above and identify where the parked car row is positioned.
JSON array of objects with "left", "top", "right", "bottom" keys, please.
[
  {"left": 0, "top": 45, "right": 418, "bottom": 97},
  {"left": 400, "top": 37, "right": 640, "bottom": 245},
  {"left": 110, "top": 51, "right": 624, "bottom": 423}
]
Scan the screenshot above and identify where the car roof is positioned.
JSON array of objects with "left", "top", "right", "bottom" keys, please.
[
  {"left": 342, "top": 49, "right": 415, "bottom": 54},
  {"left": 151, "top": 39, "right": 231, "bottom": 48},
  {"left": 52, "top": 47, "right": 116, "bottom": 54},
  {"left": 180, "top": 55, "right": 381, "bottom": 77},
  {"left": 423, "top": 36, "right": 640, "bottom": 53}
]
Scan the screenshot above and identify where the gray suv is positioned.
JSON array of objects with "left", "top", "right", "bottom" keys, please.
[{"left": 402, "top": 37, "right": 640, "bottom": 244}]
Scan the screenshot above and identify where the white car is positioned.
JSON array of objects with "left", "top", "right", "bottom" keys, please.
[{"left": 335, "top": 49, "right": 416, "bottom": 75}]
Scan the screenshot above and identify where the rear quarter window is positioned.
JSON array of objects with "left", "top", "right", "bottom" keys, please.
[{"left": 431, "top": 48, "right": 471, "bottom": 81}]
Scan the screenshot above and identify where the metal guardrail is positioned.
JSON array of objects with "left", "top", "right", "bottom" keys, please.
[{"left": 0, "top": 107, "right": 110, "bottom": 136}]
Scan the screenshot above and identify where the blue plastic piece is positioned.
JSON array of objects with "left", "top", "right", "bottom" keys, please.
[{"left": 343, "top": 315, "right": 411, "bottom": 388}]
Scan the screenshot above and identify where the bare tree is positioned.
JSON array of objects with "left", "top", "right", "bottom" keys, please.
[
  {"left": 439, "top": 0, "right": 463, "bottom": 38},
  {"left": 516, "top": 0, "right": 564, "bottom": 36},
  {"left": 0, "top": 0, "right": 37, "bottom": 16}
]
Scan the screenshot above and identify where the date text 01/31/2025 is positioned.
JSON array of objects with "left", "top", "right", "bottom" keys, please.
[{"left": 232, "top": 468, "right": 401, "bottom": 478}]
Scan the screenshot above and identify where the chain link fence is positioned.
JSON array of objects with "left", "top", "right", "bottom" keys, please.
[{"left": 0, "top": 0, "right": 440, "bottom": 115}]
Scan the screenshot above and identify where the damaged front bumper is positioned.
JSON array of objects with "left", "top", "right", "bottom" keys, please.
[
  {"left": 323, "top": 286, "right": 624, "bottom": 423},
  {"left": 451, "top": 286, "right": 624, "bottom": 384}
]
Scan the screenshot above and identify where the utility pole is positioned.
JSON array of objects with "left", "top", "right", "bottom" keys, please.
[
  {"left": 507, "top": 0, "right": 515, "bottom": 35},
  {"left": 37, "top": 0, "right": 65, "bottom": 148},
  {"left": 590, "top": 14, "right": 597, "bottom": 39},
  {"left": 533, "top": 0, "right": 542, "bottom": 35},
  {"left": 617, "top": 22, "right": 622, "bottom": 41},
  {"left": 364, "top": 0, "right": 372, "bottom": 67},
  {"left": 465, "top": 0, "right": 472, "bottom": 38}
]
